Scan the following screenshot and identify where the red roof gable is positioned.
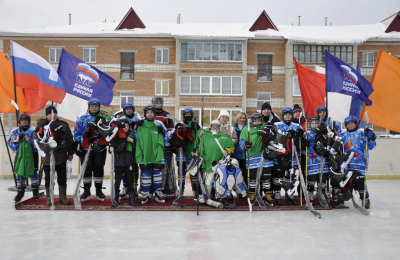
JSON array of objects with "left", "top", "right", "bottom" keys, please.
[
  {"left": 381, "top": 11, "right": 400, "bottom": 33},
  {"left": 249, "top": 10, "right": 278, "bottom": 32},
  {"left": 115, "top": 7, "right": 146, "bottom": 30}
]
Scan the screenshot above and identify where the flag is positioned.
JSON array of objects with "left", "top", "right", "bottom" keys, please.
[
  {"left": 294, "top": 59, "right": 326, "bottom": 118},
  {"left": 0, "top": 51, "right": 31, "bottom": 113},
  {"left": 57, "top": 93, "right": 88, "bottom": 122},
  {"left": 11, "top": 41, "right": 66, "bottom": 109},
  {"left": 315, "top": 65, "right": 352, "bottom": 123},
  {"left": 360, "top": 50, "right": 400, "bottom": 133},
  {"left": 349, "top": 59, "right": 367, "bottom": 128},
  {"left": 57, "top": 50, "right": 115, "bottom": 106},
  {"left": 325, "top": 50, "right": 374, "bottom": 106}
]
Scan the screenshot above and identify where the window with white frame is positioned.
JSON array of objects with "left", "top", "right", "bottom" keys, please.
[
  {"left": 362, "top": 52, "right": 374, "bottom": 67},
  {"left": 178, "top": 108, "right": 241, "bottom": 127},
  {"left": 180, "top": 42, "right": 242, "bottom": 62},
  {"left": 120, "top": 91, "right": 134, "bottom": 108},
  {"left": 155, "top": 80, "right": 169, "bottom": 95},
  {"left": 83, "top": 48, "right": 96, "bottom": 63},
  {"left": 180, "top": 76, "right": 241, "bottom": 95},
  {"left": 258, "top": 55, "right": 272, "bottom": 81},
  {"left": 49, "top": 48, "right": 62, "bottom": 63},
  {"left": 156, "top": 48, "right": 169, "bottom": 64},
  {"left": 293, "top": 76, "right": 301, "bottom": 96},
  {"left": 257, "top": 93, "right": 271, "bottom": 111}
]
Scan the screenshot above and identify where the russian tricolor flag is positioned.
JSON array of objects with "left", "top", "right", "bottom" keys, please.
[{"left": 11, "top": 41, "right": 66, "bottom": 108}]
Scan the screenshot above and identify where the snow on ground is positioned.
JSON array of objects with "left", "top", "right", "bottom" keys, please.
[{"left": 0, "top": 179, "right": 399, "bottom": 260}]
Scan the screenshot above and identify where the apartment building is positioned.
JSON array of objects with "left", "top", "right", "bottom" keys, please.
[{"left": 1, "top": 8, "right": 400, "bottom": 132}]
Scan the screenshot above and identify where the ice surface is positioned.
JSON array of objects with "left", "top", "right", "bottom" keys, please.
[{"left": 0, "top": 179, "right": 399, "bottom": 260}]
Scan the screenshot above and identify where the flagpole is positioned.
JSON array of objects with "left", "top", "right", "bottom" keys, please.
[{"left": 0, "top": 115, "right": 17, "bottom": 187}]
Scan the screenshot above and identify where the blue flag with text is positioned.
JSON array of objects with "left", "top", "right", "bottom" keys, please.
[
  {"left": 325, "top": 50, "right": 373, "bottom": 106},
  {"left": 57, "top": 50, "right": 115, "bottom": 106}
]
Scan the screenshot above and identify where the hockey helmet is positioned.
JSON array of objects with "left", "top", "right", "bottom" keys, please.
[
  {"left": 209, "top": 120, "right": 221, "bottom": 135},
  {"left": 251, "top": 113, "right": 263, "bottom": 126},
  {"left": 151, "top": 96, "right": 164, "bottom": 113},
  {"left": 122, "top": 102, "right": 135, "bottom": 116},
  {"left": 19, "top": 113, "right": 31, "bottom": 126},
  {"left": 143, "top": 105, "right": 156, "bottom": 121}
]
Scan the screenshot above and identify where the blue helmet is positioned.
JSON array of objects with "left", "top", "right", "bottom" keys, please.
[
  {"left": 88, "top": 98, "right": 101, "bottom": 108},
  {"left": 344, "top": 115, "right": 358, "bottom": 125},
  {"left": 281, "top": 107, "right": 293, "bottom": 117},
  {"left": 123, "top": 102, "right": 135, "bottom": 117},
  {"left": 316, "top": 105, "right": 328, "bottom": 115},
  {"left": 182, "top": 108, "right": 194, "bottom": 116}
]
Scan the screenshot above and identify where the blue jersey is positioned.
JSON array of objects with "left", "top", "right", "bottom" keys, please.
[
  {"left": 340, "top": 128, "right": 376, "bottom": 174},
  {"left": 274, "top": 121, "right": 303, "bottom": 166},
  {"left": 301, "top": 130, "right": 330, "bottom": 175},
  {"left": 120, "top": 112, "right": 142, "bottom": 123},
  {"left": 8, "top": 126, "right": 37, "bottom": 152}
]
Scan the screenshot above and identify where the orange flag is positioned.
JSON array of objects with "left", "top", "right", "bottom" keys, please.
[
  {"left": 294, "top": 59, "right": 326, "bottom": 118},
  {"left": 0, "top": 51, "right": 31, "bottom": 113},
  {"left": 360, "top": 50, "right": 400, "bottom": 132}
]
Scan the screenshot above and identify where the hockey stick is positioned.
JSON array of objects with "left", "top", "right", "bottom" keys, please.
[
  {"left": 172, "top": 147, "right": 184, "bottom": 206},
  {"left": 48, "top": 110, "right": 56, "bottom": 210},
  {"left": 363, "top": 110, "right": 369, "bottom": 209},
  {"left": 293, "top": 142, "right": 322, "bottom": 219},
  {"left": 246, "top": 119, "right": 252, "bottom": 212},
  {"left": 110, "top": 151, "right": 118, "bottom": 208},
  {"left": 351, "top": 192, "right": 370, "bottom": 216},
  {"left": 49, "top": 153, "right": 56, "bottom": 210},
  {"left": 73, "top": 145, "right": 91, "bottom": 210}
]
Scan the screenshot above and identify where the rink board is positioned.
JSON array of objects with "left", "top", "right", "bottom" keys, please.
[{"left": 15, "top": 194, "right": 348, "bottom": 211}]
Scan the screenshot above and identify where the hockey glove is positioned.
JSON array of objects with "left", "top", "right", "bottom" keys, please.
[
  {"left": 50, "top": 121, "right": 63, "bottom": 133},
  {"left": 191, "top": 122, "right": 201, "bottom": 131},
  {"left": 296, "top": 128, "right": 305, "bottom": 139},
  {"left": 129, "top": 121, "right": 136, "bottom": 128},
  {"left": 136, "top": 119, "right": 144, "bottom": 127},
  {"left": 286, "top": 130, "right": 296, "bottom": 139},
  {"left": 243, "top": 141, "right": 252, "bottom": 150},
  {"left": 364, "top": 127, "right": 376, "bottom": 141},
  {"left": 157, "top": 125, "right": 165, "bottom": 134},
  {"left": 257, "top": 128, "right": 270, "bottom": 137},
  {"left": 87, "top": 121, "right": 99, "bottom": 130},
  {"left": 302, "top": 138, "right": 310, "bottom": 147},
  {"left": 175, "top": 123, "right": 183, "bottom": 129},
  {"left": 315, "top": 123, "right": 327, "bottom": 134},
  {"left": 265, "top": 122, "right": 274, "bottom": 130}
]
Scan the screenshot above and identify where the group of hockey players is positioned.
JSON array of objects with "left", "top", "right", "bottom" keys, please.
[{"left": 8, "top": 96, "right": 377, "bottom": 212}]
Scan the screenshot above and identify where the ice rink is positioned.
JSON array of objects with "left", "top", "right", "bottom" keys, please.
[{"left": 0, "top": 179, "right": 399, "bottom": 260}]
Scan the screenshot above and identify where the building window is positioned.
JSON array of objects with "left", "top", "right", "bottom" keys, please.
[
  {"left": 293, "top": 76, "right": 301, "bottom": 96},
  {"left": 155, "top": 80, "right": 169, "bottom": 95},
  {"left": 83, "top": 48, "right": 96, "bottom": 63},
  {"left": 49, "top": 48, "right": 62, "bottom": 63},
  {"left": 156, "top": 49, "right": 169, "bottom": 64},
  {"left": 180, "top": 76, "right": 241, "bottom": 95},
  {"left": 294, "top": 45, "right": 353, "bottom": 64},
  {"left": 121, "top": 52, "right": 135, "bottom": 80},
  {"left": 180, "top": 42, "right": 242, "bottom": 62},
  {"left": 257, "top": 93, "right": 271, "bottom": 111},
  {"left": 179, "top": 108, "right": 241, "bottom": 127},
  {"left": 258, "top": 55, "right": 272, "bottom": 81},
  {"left": 362, "top": 52, "right": 374, "bottom": 67},
  {"left": 120, "top": 92, "right": 134, "bottom": 108}
]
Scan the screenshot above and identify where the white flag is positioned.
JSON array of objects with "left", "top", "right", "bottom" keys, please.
[
  {"left": 315, "top": 65, "right": 352, "bottom": 123},
  {"left": 57, "top": 93, "right": 88, "bottom": 122}
]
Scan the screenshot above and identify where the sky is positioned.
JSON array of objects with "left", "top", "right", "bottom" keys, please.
[{"left": 0, "top": 0, "right": 399, "bottom": 30}]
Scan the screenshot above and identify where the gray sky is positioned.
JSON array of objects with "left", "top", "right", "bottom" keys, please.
[{"left": 0, "top": 0, "right": 399, "bottom": 30}]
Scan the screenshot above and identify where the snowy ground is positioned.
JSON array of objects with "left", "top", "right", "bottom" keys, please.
[{"left": 0, "top": 179, "right": 399, "bottom": 260}]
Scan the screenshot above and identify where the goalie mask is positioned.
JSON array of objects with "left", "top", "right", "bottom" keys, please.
[{"left": 209, "top": 120, "right": 221, "bottom": 135}]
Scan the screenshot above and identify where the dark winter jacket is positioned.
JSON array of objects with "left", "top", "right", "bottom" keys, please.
[
  {"left": 34, "top": 118, "right": 74, "bottom": 165},
  {"left": 263, "top": 112, "right": 281, "bottom": 124}
]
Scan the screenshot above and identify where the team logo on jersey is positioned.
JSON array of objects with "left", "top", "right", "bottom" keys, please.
[
  {"left": 355, "top": 135, "right": 359, "bottom": 139},
  {"left": 344, "top": 140, "right": 353, "bottom": 149}
]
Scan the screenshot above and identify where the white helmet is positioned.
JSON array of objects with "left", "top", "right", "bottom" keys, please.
[{"left": 209, "top": 120, "right": 221, "bottom": 135}]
